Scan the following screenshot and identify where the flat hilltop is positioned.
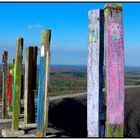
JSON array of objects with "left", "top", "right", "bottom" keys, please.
[{"left": 0, "top": 86, "right": 140, "bottom": 137}]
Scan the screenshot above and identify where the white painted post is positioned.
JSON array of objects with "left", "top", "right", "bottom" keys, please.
[{"left": 87, "top": 9, "right": 104, "bottom": 137}]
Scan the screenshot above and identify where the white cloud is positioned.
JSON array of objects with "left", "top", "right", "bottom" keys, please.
[{"left": 27, "top": 24, "right": 44, "bottom": 29}]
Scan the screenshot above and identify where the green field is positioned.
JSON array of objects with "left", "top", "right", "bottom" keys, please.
[
  {"left": 125, "top": 72, "right": 140, "bottom": 85},
  {"left": 0, "top": 65, "right": 140, "bottom": 97},
  {"left": 49, "top": 70, "right": 87, "bottom": 96}
]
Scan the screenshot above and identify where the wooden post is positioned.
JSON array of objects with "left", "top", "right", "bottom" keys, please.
[
  {"left": 104, "top": 4, "right": 124, "bottom": 137},
  {"left": 12, "top": 59, "right": 15, "bottom": 110},
  {"left": 12, "top": 38, "right": 23, "bottom": 130},
  {"left": 32, "top": 46, "right": 38, "bottom": 118},
  {"left": 36, "top": 30, "right": 51, "bottom": 137},
  {"left": 8, "top": 64, "right": 13, "bottom": 112},
  {"left": 20, "top": 74, "right": 24, "bottom": 114},
  {"left": 87, "top": 9, "right": 105, "bottom": 137},
  {"left": 99, "top": 10, "right": 105, "bottom": 137},
  {"left": 2, "top": 51, "right": 8, "bottom": 119},
  {"left": 24, "top": 46, "right": 38, "bottom": 124},
  {"left": 21, "top": 74, "right": 24, "bottom": 100}
]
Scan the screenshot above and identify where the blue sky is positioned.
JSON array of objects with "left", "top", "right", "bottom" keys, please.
[{"left": 0, "top": 2, "right": 139, "bottom": 66}]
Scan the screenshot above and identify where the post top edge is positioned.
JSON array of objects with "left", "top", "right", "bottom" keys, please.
[
  {"left": 104, "top": 3, "right": 122, "bottom": 10},
  {"left": 42, "top": 29, "right": 51, "bottom": 33},
  {"left": 3, "top": 51, "right": 8, "bottom": 53},
  {"left": 17, "top": 37, "right": 24, "bottom": 41},
  {"left": 88, "top": 9, "right": 103, "bottom": 12},
  {"left": 27, "top": 46, "right": 38, "bottom": 49}
]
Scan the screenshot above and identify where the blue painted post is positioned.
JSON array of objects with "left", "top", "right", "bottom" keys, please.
[{"left": 36, "top": 30, "right": 51, "bottom": 137}]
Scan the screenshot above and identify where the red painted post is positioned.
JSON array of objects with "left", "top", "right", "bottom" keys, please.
[{"left": 8, "top": 64, "right": 13, "bottom": 111}]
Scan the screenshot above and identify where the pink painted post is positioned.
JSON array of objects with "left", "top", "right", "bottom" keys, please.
[{"left": 104, "top": 4, "right": 124, "bottom": 137}]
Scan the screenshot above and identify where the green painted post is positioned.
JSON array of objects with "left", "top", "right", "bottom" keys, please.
[
  {"left": 36, "top": 30, "right": 51, "bottom": 137},
  {"left": 12, "top": 38, "right": 23, "bottom": 130},
  {"left": 2, "top": 51, "right": 8, "bottom": 119},
  {"left": 12, "top": 59, "right": 15, "bottom": 111}
]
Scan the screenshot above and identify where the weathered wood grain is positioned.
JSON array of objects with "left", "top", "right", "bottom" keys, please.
[
  {"left": 12, "top": 59, "right": 15, "bottom": 111},
  {"left": 36, "top": 30, "right": 51, "bottom": 137},
  {"left": 24, "top": 46, "right": 38, "bottom": 124},
  {"left": 12, "top": 38, "right": 23, "bottom": 130},
  {"left": 2, "top": 51, "right": 8, "bottom": 119},
  {"left": 87, "top": 9, "right": 105, "bottom": 137},
  {"left": 104, "top": 4, "right": 124, "bottom": 137}
]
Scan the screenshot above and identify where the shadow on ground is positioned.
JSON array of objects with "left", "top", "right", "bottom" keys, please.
[
  {"left": 124, "top": 87, "right": 140, "bottom": 137},
  {"left": 49, "top": 86, "right": 140, "bottom": 138},
  {"left": 49, "top": 95, "right": 87, "bottom": 138}
]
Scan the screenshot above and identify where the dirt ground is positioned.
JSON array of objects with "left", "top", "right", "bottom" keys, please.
[
  {"left": 124, "top": 86, "right": 140, "bottom": 137},
  {"left": 0, "top": 86, "right": 140, "bottom": 137}
]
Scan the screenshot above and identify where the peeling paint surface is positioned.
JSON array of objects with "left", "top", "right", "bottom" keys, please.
[
  {"left": 37, "top": 56, "right": 44, "bottom": 132},
  {"left": 105, "top": 4, "right": 124, "bottom": 125},
  {"left": 88, "top": 9, "right": 100, "bottom": 137},
  {"left": 8, "top": 75, "right": 12, "bottom": 109}
]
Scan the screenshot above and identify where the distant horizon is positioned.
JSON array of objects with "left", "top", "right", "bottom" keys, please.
[
  {"left": 1, "top": 63, "right": 140, "bottom": 68},
  {"left": 0, "top": 3, "right": 140, "bottom": 66}
]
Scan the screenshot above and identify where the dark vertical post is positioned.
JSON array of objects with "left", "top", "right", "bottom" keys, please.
[
  {"left": 12, "top": 38, "right": 23, "bottom": 130},
  {"left": 32, "top": 46, "right": 38, "bottom": 120},
  {"left": 99, "top": 9, "right": 105, "bottom": 137},
  {"left": 24, "top": 46, "right": 38, "bottom": 124},
  {"left": 2, "top": 51, "right": 8, "bottom": 119},
  {"left": 104, "top": 4, "right": 124, "bottom": 137},
  {"left": 36, "top": 30, "right": 51, "bottom": 137}
]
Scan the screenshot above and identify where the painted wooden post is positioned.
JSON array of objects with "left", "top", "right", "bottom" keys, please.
[
  {"left": 36, "top": 30, "right": 51, "bottom": 137},
  {"left": 8, "top": 64, "right": 13, "bottom": 112},
  {"left": 104, "top": 4, "right": 124, "bottom": 137},
  {"left": 20, "top": 74, "right": 24, "bottom": 114},
  {"left": 12, "top": 59, "right": 15, "bottom": 110},
  {"left": 12, "top": 38, "right": 23, "bottom": 130},
  {"left": 21, "top": 74, "right": 24, "bottom": 100},
  {"left": 2, "top": 51, "right": 8, "bottom": 119},
  {"left": 24, "top": 46, "right": 38, "bottom": 124},
  {"left": 87, "top": 9, "right": 105, "bottom": 137}
]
